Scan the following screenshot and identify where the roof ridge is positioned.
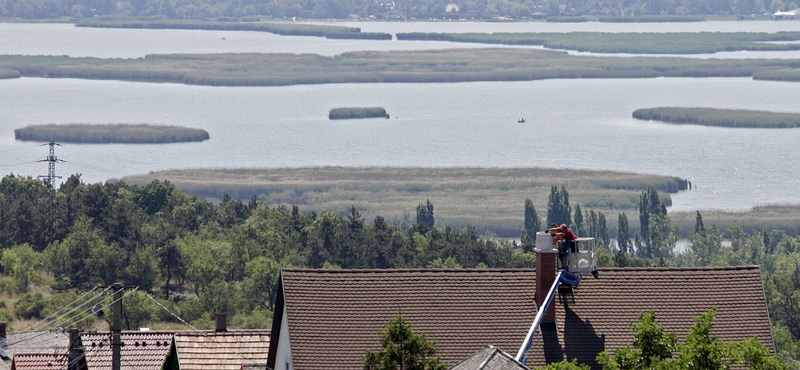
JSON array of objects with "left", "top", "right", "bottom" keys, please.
[
  {"left": 597, "top": 265, "right": 760, "bottom": 272},
  {"left": 281, "top": 268, "right": 537, "bottom": 273},
  {"left": 282, "top": 266, "right": 759, "bottom": 274}
]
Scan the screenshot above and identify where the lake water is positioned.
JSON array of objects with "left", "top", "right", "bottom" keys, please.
[{"left": 1, "top": 22, "right": 799, "bottom": 213}]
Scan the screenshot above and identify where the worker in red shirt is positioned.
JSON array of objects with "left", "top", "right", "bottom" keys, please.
[{"left": 559, "top": 224, "right": 578, "bottom": 268}]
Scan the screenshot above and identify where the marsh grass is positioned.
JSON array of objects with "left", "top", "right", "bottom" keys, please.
[
  {"left": 633, "top": 107, "right": 800, "bottom": 128},
  {"left": 669, "top": 204, "right": 800, "bottom": 236},
  {"left": 2, "top": 49, "right": 800, "bottom": 87},
  {"left": 75, "top": 20, "right": 392, "bottom": 39},
  {"left": 0, "top": 68, "right": 20, "bottom": 79},
  {"left": 121, "top": 167, "right": 690, "bottom": 236},
  {"left": 598, "top": 15, "right": 704, "bottom": 22},
  {"left": 14, "top": 123, "right": 210, "bottom": 143},
  {"left": 329, "top": 107, "right": 388, "bottom": 119},
  {"left": 395, "top": 31, "right": 800, "bottom": 54}
]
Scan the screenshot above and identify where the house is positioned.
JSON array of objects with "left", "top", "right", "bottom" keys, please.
[
  {"left": 10, "top": 353, "right": 75, "bottom": 370},
  {"left": 1, "top": 325, "right": 70, "bottom": 370},
  {"left": 267, "top": 265, "right": 775, "bottom": 370},
  {"left": 450, "top": 346, "right": 529, "bottom": 369},
  {"left": 79, "top": 331, "right": 173, "bottom": 369},
  {"left": 164, "top": 316, "right": 270, "bottom": 370}
]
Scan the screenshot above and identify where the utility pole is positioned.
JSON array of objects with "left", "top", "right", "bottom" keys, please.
[
  {"left": 37, "top": 140, "right": 65, "bottom": 189},
  {"left": 112, "top": 283, "right": 123, "bottom": 370},
  {"left": 37, "top": 141, "right": 65, "bottom": 244}
]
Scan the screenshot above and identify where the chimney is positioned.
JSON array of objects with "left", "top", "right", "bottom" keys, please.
[
  {"left": 535, "top": 253, "right": 557, "bottom": 324},
  {"left": 215, "top": 313, "right": 227, "bottom": 332},
  {"left": 0, "top": 322, "right": 6, "bottom": 340}
]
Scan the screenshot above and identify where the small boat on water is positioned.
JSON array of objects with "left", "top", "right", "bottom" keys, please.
[{"left": 518, "top": 117, "right": 525, "bottom": 123}]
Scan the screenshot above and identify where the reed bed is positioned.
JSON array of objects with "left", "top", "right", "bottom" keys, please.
[
  {"left": 14, "top": 123, "right": 210, "bottom": 143},
  {"left": 75, "top": 20, "right": 392, "bottom": 39},
  {"left": 598, "top": 15, "right": 704, "bottom": 22},
  {"left": 121, "top": 167, "right": 689, "bottom": 237},
  {"left": 395, "top": 31, "right": 800, "bottom": 54},
  {"left": 753, "top": 69, "right": 800, "bottom": 82},
  {"left": 669, "top": 204, "right": 800, "bottom": 237},
  {"left": 633, "top": 107, "right": 800, "bottom": 128},
  {"left": 329, "top": 107, "right": 388, "bottom": 119},
  {"left": 2, "top": 49, "right": 800, "bottom": 87},
  {"left": 0, "top": 68, "right": 20, "bottom": 79},
  {"left": 546, "top": 16, "right": 589, "bottom": 22}
]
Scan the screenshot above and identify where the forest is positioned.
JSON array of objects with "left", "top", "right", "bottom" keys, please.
[
  {"left": 1, "top": 0, "right": 798, "bottom": 23},
  {"left": 0, "top": 173, "right": 799, "bottom": 366}
]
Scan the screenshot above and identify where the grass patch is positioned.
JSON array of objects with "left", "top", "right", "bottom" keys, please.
[
  {"left": 633, "top": 107, "right": 800, "bottom": 128},
  {"left": 120, "top": 166, "right": 689, "bottom": 237},
  {"left": 14, "top": 124, "right": 210, "bottom": 143},
  {"left": 598, "top": 15, "right": 705, "bottom": 22},
  {"left": 329, "top": 107, "right": 389, "bottom": 120},
  {"left": 75, "top": 20, "right": 392, "bottom": 40},
  {"left": 395, "top": 31, "right": 800, "bottom": 54},
  {"left": 2, "top": 48, "right": 800, "bottom": 87}
]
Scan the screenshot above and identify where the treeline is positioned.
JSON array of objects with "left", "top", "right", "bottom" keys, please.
[
  {"left": 633, "top": 107, "right": 800, "bottom": 128},
  {"left": 0, "top": 0, "right": 798, "bottom": 22},
  {"left": 14, "top": 124, "right": 210, "bottom": 143},
  {"left": 329, "top": 107, "right": 389, "bottom": 120},
  {"left": 0, "top": 173, "right": 798, "bottom": 365}
]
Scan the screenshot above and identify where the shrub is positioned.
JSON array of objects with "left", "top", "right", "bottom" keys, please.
[{"left": 15, "top": 292, "right": 47, "bottom": 320}]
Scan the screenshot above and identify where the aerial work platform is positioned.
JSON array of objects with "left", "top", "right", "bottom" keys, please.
[{"left": 516, "top": 231, "right": 600, "bottom": 364}]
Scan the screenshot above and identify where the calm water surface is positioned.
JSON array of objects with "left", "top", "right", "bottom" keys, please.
[{"left": 1, "top": 23, "right": 800, "bottom": 212}]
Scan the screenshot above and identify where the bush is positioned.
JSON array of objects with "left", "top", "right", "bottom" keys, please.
[{"left": 15, "top": 292, "right": 47, "bottom": 320}]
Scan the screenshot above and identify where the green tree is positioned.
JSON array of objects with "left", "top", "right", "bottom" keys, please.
[
  {"left": 241, "top": 256, "right": 281, "bottom": 311},
  {"left": 363, "top": 315, "right": 448, "bottom": 370},
  {"left": 574, "top": 204, "right": 584, "bottom": 235},
  {"left": 598, "top": 308, "right": 787, "bottom": 370},
  {"left": 638, "top": 187, "right": 666, "bottom": 259},
  {"left": 547, "top": 185, "right": 571, "bottom": 228},
  {"left": 617, "top": 213, "right": 630, "bottom": 254},
  {"left": 416, "top": 199, "right": 435, "bottom": 231},
  {"left": 523, "top": 198, "right": 541, "bottom": 241},
  {"left": 120, "top": 290, "right": 157, "bottom": 330},
  {"left": 1, "top": 243, "right": 43, "bottom": 293},
  {"left": 535, "top": 359, "right": 590, "bottom": 370}
]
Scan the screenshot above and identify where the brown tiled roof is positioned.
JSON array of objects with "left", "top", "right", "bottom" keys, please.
[
  {"left": 80, "top": 331, "right": 172, "bottom": 370},
  {"left": 173, "top": 330, "right": 270, "bottom": 370},
  {"left": 271, "top": 266, "right": 773, "bottom": 370},
  {"left": 11, "top": 353, "right": 70, "bottom": 370}
]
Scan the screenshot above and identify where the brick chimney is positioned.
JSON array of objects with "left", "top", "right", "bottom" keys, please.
[
  {"left": 535, "top": 252, "right": 557, "bottom": 324},
  {"left": 215, "top": 313, "right": 227, "bottom": 332}
]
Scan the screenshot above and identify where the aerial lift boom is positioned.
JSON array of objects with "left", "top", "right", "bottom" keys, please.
[{"left": 514, "top": 232, "right": 599, "bottom": 365}]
